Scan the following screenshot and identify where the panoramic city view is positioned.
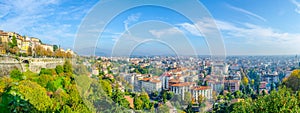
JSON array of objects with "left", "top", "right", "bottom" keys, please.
[{"left": 1, "top": 0, "right": 300, "bottom": 113}]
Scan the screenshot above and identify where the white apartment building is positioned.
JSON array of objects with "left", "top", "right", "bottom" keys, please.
[
  {"left": 191, "top": 86, "right": 212, "bottom": 101},
  {"left": 170, "top": 82, "right": 196, "bottom": 99},
  {"left": 141, "top": 77, "right": 162, "bottom": 93}
]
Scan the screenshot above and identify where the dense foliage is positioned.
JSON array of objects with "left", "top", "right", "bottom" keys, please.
[
  {"left": 212, "top": 69, "right": 300, "bottom": 113},
  {"left": 282, "top": 69, "right": 300, "bottom": 92},
  {"left": 230, "top": 87, "right": 300, "bottom": 113},
  {"left": 0, "top": 60, "right": 90, "bottom": 112}
]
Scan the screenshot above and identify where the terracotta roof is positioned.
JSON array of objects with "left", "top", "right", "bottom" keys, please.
[
  {"left": 150, "top": 79, "right": 161, "bottom": 83},
  {"left": 192, "top": 86, "right": 211, "bottom": 90},
  {"left": 142, "top": 77, "right": 151, "bottom": 81},
  {"left": 170, "top": 82, "right": 196, "bottom": 87},
  {"left": 124, "top": 96, "right": 134, "bottom": 109},
  {"left": 0, "top": 32, "right": 8, "bottom": 36},
  {"left": 168, "top": 79, "right": 180, "bottom": 83}
]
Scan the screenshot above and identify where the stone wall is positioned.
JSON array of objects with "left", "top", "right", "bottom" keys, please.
[{"left": 0, "top": 57, "right": 65, "bottom": 76}]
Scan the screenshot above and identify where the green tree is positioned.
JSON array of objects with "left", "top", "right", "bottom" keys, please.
[
  {"left": 99, "top": 79, "right": 112, "bottom": 97},
  {"left": 46, "top": 77, "right": 63, "bottom": 92},
  {"left": 185, "top": 102, "right": 193, "bottom": 113},
  {"left": 198, "top": 95, "right": 205, "bottom": 107},
  {"left": 230, "top": 87, "right": 300, "bottom": 113},
  {"left": 111, "top": 88, "right": 130, "bottom": 108},
  {"left": 233, "top": 90, "right": 243, "bottom": 98},
  {"left": 166, "top": 91, "right": 174, "bottom": 100},
  {"left": 10, "top": 69, "right": 23, "bottom": 80},
  {"left": 39, "top": 68, "right": 56, "bottom": 75},
  {"left": 36, "top": 74, "right": 53, "bottom": 87},
  {"left": 152, "top": 91, "right": 159, "bottom": 97},
  {"left": 0, "top": 77, "right": 13, "bottom": 95},
  {"left": 282, "top": 69, "right": 300, "bottom": 92},
  {"left": 242, "top": 76, "right": 249, "bottom": 86},
  {"left": 52, "top": 88, "right": 70, "bottom": 110},
  {"left": 55, "top": 65, "right": 64, "bottom": 75},
  {"left": 184, "top": 92, "right": 192, "bottom": 105},
  {"left": 134, "top": 95, "right": 143, "bottom": 110},
  {"left": 4, "top": 94, "right": 35, "bottom": 112},
  {"left": 9, "top": 35, "right": 17, "bottom": 48},
  {"left": 162, "top": 91, "right": 167, "bottom": 103},
  {"left": 13, "top": 80, "right": 52, "bottom": 111},
  {"left": 140, "top": 92, "right": 151, "bottom": 109},
  {"left": 53, "top": 45, "right": 59, "bottom": 51},
  {"left": 63, "top": 60, "right": 72, "bottom": 74}
]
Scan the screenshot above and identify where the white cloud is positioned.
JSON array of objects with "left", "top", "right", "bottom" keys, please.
[
  {"left": 291, "top": 0, "right": 300, "bottom": 14},
  {"left": 149, "top": 27, "right": 181, "bottom": 38},
  {"left": 227, "top": 4, "right": 266, "bottom": 22},
  {"left": 218, "top": 21, "right": 298, "bottom": 43},
  {"left": 0, "top": 0, "right": 94, "bottom": 49},
  {"left": 178, "top": 18, "right": 300, "bottom": 55},
  {"left": 176, "top": 23, "right": 202, "bottom": 36},
  {"left": 123, "top": 13, "right": 141, "bottom": 35},
  {"left": 180, "top": 18, "right": 299, "bottom": 42},
  {"left": 177, "top": 18, "right": 224, "bottom": 37}
]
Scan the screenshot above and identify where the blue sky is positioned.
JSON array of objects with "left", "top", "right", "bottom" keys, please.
[{"left": 1, "top": 0, "right": 300, "bottom": 56}]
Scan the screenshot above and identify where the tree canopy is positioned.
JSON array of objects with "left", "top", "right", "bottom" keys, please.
[{"left": 282, "top": 69, "right": 300, "bottom": 92}]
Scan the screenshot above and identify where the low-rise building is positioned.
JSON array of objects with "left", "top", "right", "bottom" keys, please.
[
  {"left": 161, "top": 72, "right": 173, "bottom": 90},
  {"left": 260, "top": 74, "right": 279, "bottom": 84},
  {"left": 124, "top": 74, "right": 135, "bottom": 85},
  {"left": 92, "top": 68, "right": 99, "bottom": 75},
  {"left": 259, "top": 81, "right": 268, "bottom": 92},
  {"left": 170, "top": 82, "right": 196, "bottom": 99},
  {"left": 0, "top": 46, "right": 6, "bottom": 54},
  {"left": 141, "top": 77, "right": 162, "bottom": 93},
  {"left": 0, "top": 31, "right": 9, "bottom": 43},
  {"left": 224, "top": 80, "right": 240, "bottom": 92},
  {"left": 191, "top": 86, "right": 212, "bottom": 101},
  {"left": 20, "top": 40, "right": 31, "bottom": 53},
  {"left": 41, "top": 44, "right": 53, "bottom": 52},
  {"left": 31, "top": 37, "right": 40, "bottom": 43}
]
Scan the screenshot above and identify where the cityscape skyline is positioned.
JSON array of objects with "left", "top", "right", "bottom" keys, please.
[{"left": 1, "top": 0, "right": 300, "bottom": 56}]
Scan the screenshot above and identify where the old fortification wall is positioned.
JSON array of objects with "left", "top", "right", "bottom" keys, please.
[{"left": 0, "top": 56, "right": 65, "bottom": 76}]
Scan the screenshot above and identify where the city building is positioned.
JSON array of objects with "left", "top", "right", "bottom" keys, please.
[
  {"left": 170, "top": 82, "right": 196, "bottom": 99},
  {"left": 20, "top": 39, "right": 31, "bottom": 53},
  {"left": 92, "top": 67, "right": 99, "bottom": 75},
  {"left": 161, "top": 72, "right": 173, "bottom": 90},
  {"left": 41, "top": 44, "right": 54, "bottom": 52},
  {"left": 224, "top": 80, "right": 240, "bottom": 92},
  {"left": 191, "top": 86, "right": 212, "bottom": 101},
  {"left": 0, "top": 31, "right": 9, "bottom": 43},
  {"left": 0, "top": 46, "right": 6, "bottom": 54},
  {"left": 141, "top": 77, "right": 162, "bottom": 93}
]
